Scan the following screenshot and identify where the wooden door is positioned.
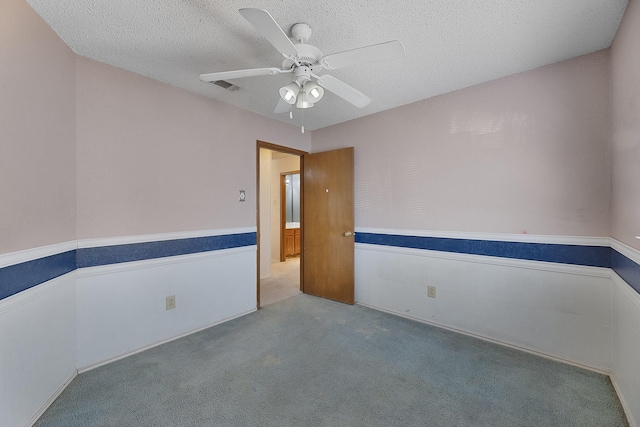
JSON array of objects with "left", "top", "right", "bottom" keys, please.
[{"left": 303, "top": 147, "right": 354, "bottom": 304}]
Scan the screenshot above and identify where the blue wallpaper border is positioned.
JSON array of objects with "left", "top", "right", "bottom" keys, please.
[
  {"left": 0, "top": 233, "right": 257, "bottom": 301},
  {"left": 0, "top": 250, "right": 77, "bottom": 300},
  {"left": 355, "top": 233, "right": 611, "bottom": 268},
  {"left": 76, "top": 232, "right": 257, "bottom": 268},
  {"left": 612, "top": 250, "right": 640, "bottom": 295},
  {"left": 2, "top": 232, "right": 638, "bottom": 302}
]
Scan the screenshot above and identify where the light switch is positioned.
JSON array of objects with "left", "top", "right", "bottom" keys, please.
[{"left": 238, "top": 190, "right": 246, "bottom": 202}]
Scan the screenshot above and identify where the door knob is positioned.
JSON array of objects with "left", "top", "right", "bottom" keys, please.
[{"left": 344, "top": 231, "right": 353, "bottom": 237}]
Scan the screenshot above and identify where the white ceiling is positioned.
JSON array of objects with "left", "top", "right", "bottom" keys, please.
[{"left": 28, "top": 0, "right": 628, "bottom": 131}]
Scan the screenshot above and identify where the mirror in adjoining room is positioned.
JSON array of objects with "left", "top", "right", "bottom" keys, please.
[
  {"left": 285, "top": 173, "right": 300, "bottom": 223},
  {"left": 282, "top": 173, "right": 300, "bottom": 260}
]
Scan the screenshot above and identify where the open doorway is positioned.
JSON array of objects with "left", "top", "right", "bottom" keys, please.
[{"left": 256, "top": 141, "right": 306, "bottom": 309}]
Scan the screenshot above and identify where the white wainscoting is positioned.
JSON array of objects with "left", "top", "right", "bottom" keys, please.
[
  {"left": 76, "top": 246, "right": 257, "bottom": 371},
  {"left": 355, "top": 243, "right": 613, "bottom": 372},
  {"left": 0, "top": 272, "right": 77, "bottom": 427},
  {"left": 3, "top": 229, "right": 638, "bottom": 426},
  {"left": 611, "top": 271, "right": 640, "bottom": 427}
]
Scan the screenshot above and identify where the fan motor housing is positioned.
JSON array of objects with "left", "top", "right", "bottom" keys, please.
[{"left": 282, "top": 43, "right": 324, "bottom": 70}]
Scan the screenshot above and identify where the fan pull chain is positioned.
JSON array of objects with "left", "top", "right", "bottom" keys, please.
[
  {"left": 289, "top": 106, "right": 293, "bottom": 120},
  {"left": 301, "top": 108, "right": 305, "bottom": 133}
]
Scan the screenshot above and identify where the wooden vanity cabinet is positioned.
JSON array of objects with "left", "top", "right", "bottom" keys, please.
[{"left": 285, "top": 228, "right": 301, "bottom": 257}]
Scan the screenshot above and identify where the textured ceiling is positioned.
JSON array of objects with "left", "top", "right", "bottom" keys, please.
[{"left": 28, "top": 0, "right": 628, "bottom": 131}]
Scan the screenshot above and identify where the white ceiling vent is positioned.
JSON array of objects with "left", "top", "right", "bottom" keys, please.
[{"left": 211, "top": 80, "right": 240, "bottom": 91}]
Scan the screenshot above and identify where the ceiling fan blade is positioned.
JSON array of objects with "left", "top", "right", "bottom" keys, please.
[
  {"left": 239, "top": 8, "right": 299, "bottom": 57},
  {"left": 274, "top": 97, "right": 290, "bottom": 114},
  {"left": 321, "top": 40, "right": 405, "bottom": 70},
  {"left": 199, "top": 67, "right": 283, "bottom": 83},
  {"left": 317, "top": 75, "right": 372, "bottom": 108}
]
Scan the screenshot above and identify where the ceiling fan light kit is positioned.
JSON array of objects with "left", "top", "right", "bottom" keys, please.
[
  {"left": 279, "top": 82, "right": 300, "bottom": 104},
  {"left": 199, "top": 8, "right": 405, "bottom": 124},
  {"left": 280, "top": 80, "right": 324, "bottom": 109},
  {"left": 296, "top": 91, "right": 313, "bottom": 109},
  {"left": 304, "top": 82, "right": 324, "bottom": 103}
]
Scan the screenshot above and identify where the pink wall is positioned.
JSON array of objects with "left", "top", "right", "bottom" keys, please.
[
  {"left": 0, "top": 0, "right": 624, "bottom": 247},
  {"left": 311, "top": 51, "right": 611, "bottom": 237},
  {"left": 0, "top": 0, "right": 76, "bottom": 254},
  {"left": 611, "top": 0, "right": 640, "bottom": 250},
  {"left": 76, "top": 57, "right": 310, "bottom": 239}
]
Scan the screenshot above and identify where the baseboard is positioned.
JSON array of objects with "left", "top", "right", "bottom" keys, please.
[
  {"left": 26, "top": 370, "right": 77, "bottom": 427},
  {"left": 357, "top": 302, "right": 609, "bottom": 376},
  {"left": 610, "top": 373, "right": 638, "bottom": 427},
  {"left": 77, "top": 308, "right": 257, "bottom": 373}
]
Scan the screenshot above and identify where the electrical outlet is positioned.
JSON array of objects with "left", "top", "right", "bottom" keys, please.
[
  {"left": 427, "top": 286, "right": 436, "bottom": 299},
  {"left": 166, "top": 295, "right": 176, "bottom": 310}
]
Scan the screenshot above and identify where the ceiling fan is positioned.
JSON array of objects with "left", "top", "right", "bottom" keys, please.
[{"left": 199, "top": 8, "right": 405, "bottom": 116}]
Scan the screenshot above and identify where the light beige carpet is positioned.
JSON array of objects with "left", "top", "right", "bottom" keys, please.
[{"left": 260, "top": 257, "right": 301, "bottom": 306}]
